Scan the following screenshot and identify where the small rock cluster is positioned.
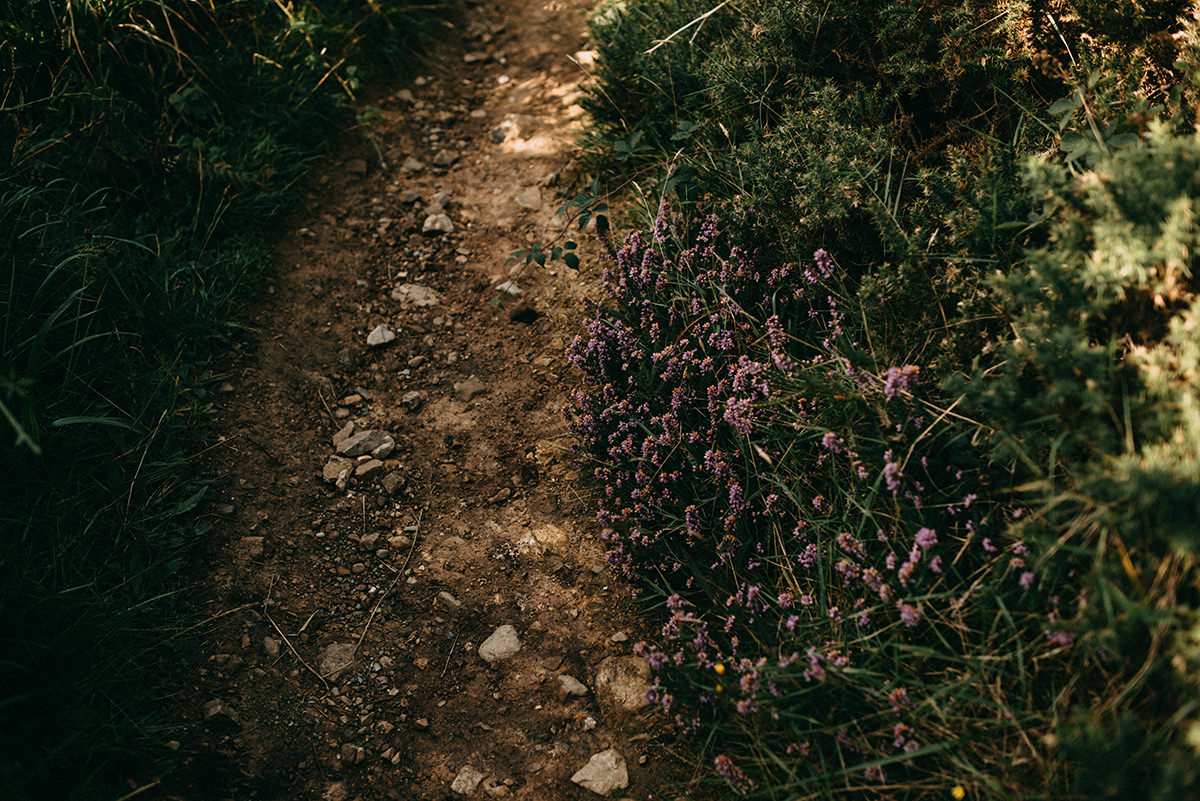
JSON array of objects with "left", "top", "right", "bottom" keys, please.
[{"left": 322, "top": 422, "right": 404, "bottom": 492}]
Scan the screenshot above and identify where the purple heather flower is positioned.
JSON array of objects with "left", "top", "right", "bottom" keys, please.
[
  {"left": 915, "top": 527, "right": 937, "bottom": 549},
  {"left": 881, "top": 364, "right": 920, "bottom": 399},
  {"left": 1045, "top": 630, "right": 1074, "bottom": 646},
  {"left": 1019, "top": 571, "right": 1035, "bottom": 590},
  {"left": 883, "top": 458, "right": 903, "bottom": 494},
  {"left": 897, "top": 602, "right": 922, "bottom": 627}
]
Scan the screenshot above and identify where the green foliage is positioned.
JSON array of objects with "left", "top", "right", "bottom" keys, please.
[
  {"left": 0, "top": 2, "right": 430, "bottom": 798},
  {"left": 576, "top": 0, "right": 1200, "bottom": 797}
]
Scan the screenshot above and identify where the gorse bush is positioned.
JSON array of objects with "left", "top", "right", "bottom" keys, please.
[
  {"left": 573, "top": 0, "right": 1200, "bottom": 797},
  {"left": 0, "top": 2, "right": 429, "bottom": 798}
]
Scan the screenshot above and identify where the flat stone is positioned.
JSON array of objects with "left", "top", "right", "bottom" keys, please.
[
  {"left": 367, "top": 324, "right": 396, "bottom": 347},
  {"left": 382, "top": 471, "right": 406, "bottom": 496},
  {"left": 453, "top": 377, "right": 488, "bottom": 402},
  {"left": 356, "top": 459, "right": 385, "bottom": 479},
  {"left": 423, "top": 213, "right": 455, "bottom": 235},
  {"left": 323, "top": 456, "right": 355, "bottom": 484},
  {"left": 478, "top": 625, "right": 520, "bottom": 663},
  {"left": 438, "top": 591, "right": 462, "bottom": 611},
  {"left": 337, "top": 430, "right": 394, "bottom": 458},
  {"left": 451, "top": 766, "right": 486, "bottom": 795},
  {"left": 432, "top": 149, "right": 459, "bottom": 167},
  {"left": 594, "top": 656, "right": 652, "bottom": 713},
  {"left": 494, "top": 280, "right": 523, "bottom": 297},
  {"left": 558, "top": 674, "right": 589, "bottom": 697},
  {"left": 391, "top": 283, "right": 443, "bottom": 307},
  {"left": 360, "top": 531, "right": 381, "bottom": 550},
  {"left": 263, "top": 636, "right": 280, "bottom": 657},
  {"left": 402, "top": 156, "right": 425, "bottom": 172},
  {"left": 371, "top": 439, "right": 396, "bottom": 459},
  {"left": 570, "top": 749, "right": 628, "bottom": 796},
  {"left": 514, "top": 187, "right": 541, "bottom": 210},
  {"left": 332, "top": 421, "right": 356, "bottom": 447},
  {"left": 318, "top": 642, "right": 356, "bottom": 679}
]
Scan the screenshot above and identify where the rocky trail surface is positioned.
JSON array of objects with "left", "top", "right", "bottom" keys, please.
[{"left": 159, "top": 2, "right": 698, "bottom": 799}]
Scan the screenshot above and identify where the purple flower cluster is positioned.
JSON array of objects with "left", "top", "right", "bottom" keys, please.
[{"left": 566, "top": 206, "right": 1066, "bottom": 793}]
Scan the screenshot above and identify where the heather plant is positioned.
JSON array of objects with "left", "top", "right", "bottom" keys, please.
[
  {"left": 567, "top": 116, "right": 1200, "bottom": 801},
  {"left": 572, "top": 0, "right": 1200, "bottom": 796},
  {"left": 567, "top": 204, "right": 1075, "bottom": 798}
]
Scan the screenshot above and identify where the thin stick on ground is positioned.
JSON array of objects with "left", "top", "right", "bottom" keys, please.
[
  {"left": 264, "top": 582, "right": 330, "bottom": 691},
  {"left": 356, "top": 510, "right": 423, "bottom": 652}
]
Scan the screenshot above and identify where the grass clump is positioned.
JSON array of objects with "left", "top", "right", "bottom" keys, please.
[
  {"left": 0, "top": 2, "right": 430, "bottom": 798},
  {"left": 571, "top": 0, "right": 1200, "bottom": 797}
]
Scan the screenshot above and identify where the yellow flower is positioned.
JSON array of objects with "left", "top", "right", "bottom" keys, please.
[
  {"left": 951, "top": 785, "right": 966, "bottom": 800},
  {"left": 715, "top": 683, "right": 724, "bottom": 693},
  {"left": 714, "top": 663, "right": 726, "bottom": 675}
]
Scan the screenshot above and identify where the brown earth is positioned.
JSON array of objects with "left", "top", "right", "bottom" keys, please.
[{"left": 154, "top": 2, "right": 707, "bottom": 799}]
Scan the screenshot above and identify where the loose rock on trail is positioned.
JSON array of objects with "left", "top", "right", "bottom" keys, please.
[{"left": 161, "top": 1, "right": 695, "bottom": 799}]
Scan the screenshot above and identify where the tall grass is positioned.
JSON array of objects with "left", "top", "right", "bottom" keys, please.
[{"left": 0, "top": 2, "right": 431, "bottom": 798}]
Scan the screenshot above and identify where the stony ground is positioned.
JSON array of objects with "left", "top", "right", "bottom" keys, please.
[{"left": 156, "top": 2, "right": 706, "bottom": 799}]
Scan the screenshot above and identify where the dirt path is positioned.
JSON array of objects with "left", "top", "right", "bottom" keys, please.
[{"left": 160, "top": 3, "right": 693, "bottom": 799}]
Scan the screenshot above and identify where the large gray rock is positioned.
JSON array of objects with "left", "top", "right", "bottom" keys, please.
[
  {"left": 478, "top": 625, "right": 520, "bottom": 663},
  {"left": 570, "top": 749, "right": 628, "bottom": 795},
  {"left": 336, "top": 430, "right": 394, "bottom": 458}
]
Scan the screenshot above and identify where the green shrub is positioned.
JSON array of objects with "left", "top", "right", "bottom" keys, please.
[{"left": 574, "top": 1, "right": 1200, "bottom": 797}]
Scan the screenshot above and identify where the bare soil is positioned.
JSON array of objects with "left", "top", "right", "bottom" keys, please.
[{"left": 155, "top": 2, "right": 702, "bottom": 799}]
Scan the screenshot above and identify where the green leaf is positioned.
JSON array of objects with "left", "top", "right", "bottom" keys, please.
[
  {"left": 51, "top": 416, "right": 134, "bottom": 430},
  {"left": 563, "top": 252, "right": 580, "bottom": 270}
]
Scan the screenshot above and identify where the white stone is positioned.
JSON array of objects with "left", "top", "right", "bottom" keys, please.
[
  {"left": 478, "top": 625, "right": 520, "bottom": 663},
  {"left": 558, "top": 674, "right": 589, "bottom": 697},
  {"left": 451, "top": 766, "right": 486, "bottom": 795},
  {"left": 367, "top": 324, "right": 396, "bottom": 347},
  {"left": 570, "top": 749, "right": 628, "bottom": 795}
]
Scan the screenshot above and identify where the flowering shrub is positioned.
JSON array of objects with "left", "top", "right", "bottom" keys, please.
[{"left": 567, "top": 205, "right": 1081, "bottom": 797}]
